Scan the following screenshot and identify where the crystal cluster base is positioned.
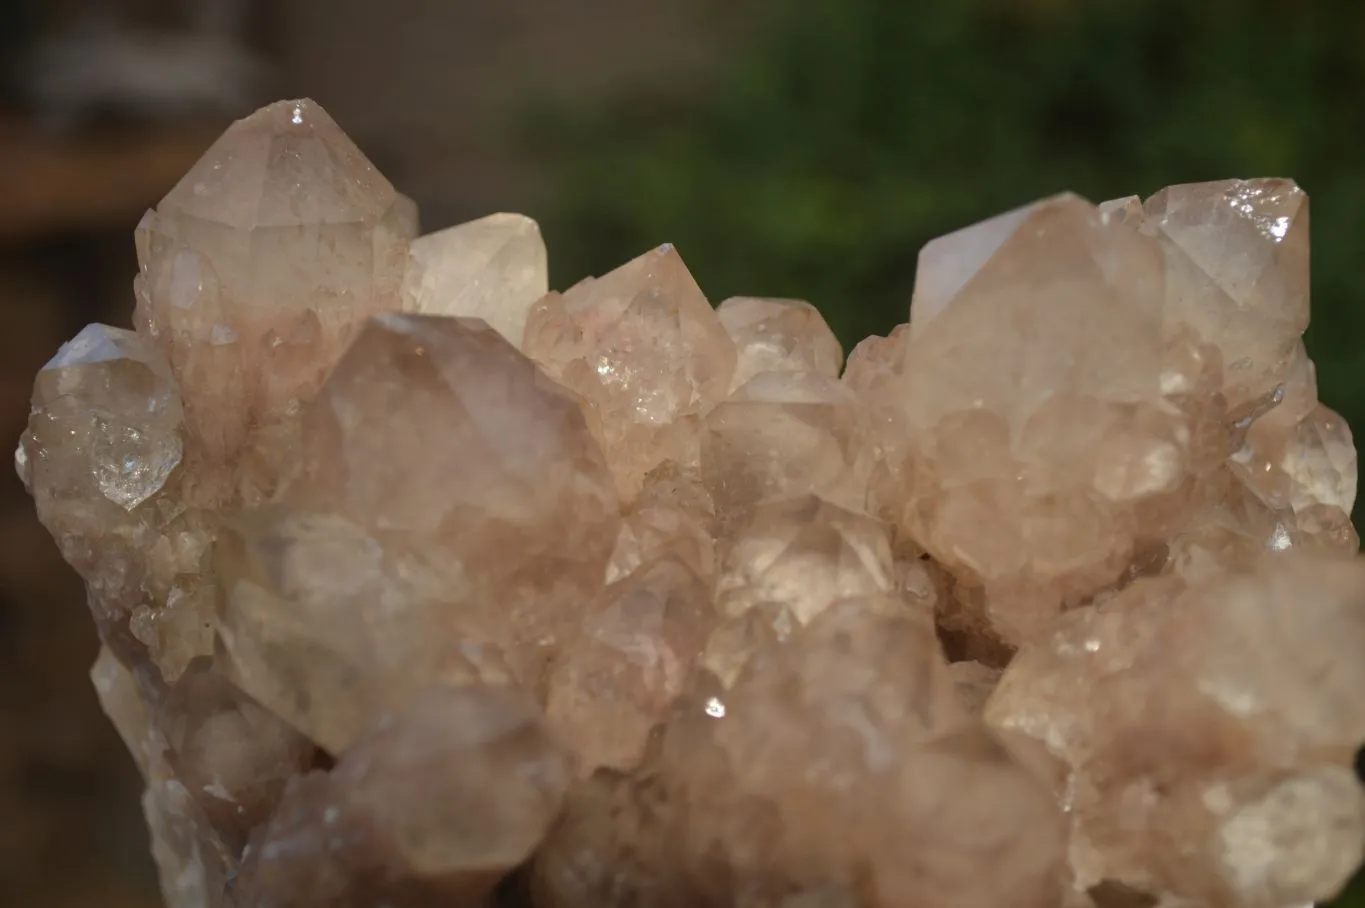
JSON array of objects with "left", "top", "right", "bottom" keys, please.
[{"left": 19, "top": 100, "right": 1365, "bottom": 908}]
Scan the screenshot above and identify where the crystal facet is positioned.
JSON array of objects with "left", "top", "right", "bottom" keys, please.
[
  {"left": 17, "top": 99, "right": 1365, "bottom": 908},
  {"left": 401, "top": 212, "right": 548, "bottom": 347}
]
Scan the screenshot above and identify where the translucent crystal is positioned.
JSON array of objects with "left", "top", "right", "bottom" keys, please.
[
  {"left": 715, "top": 495, "right": 896, "bottom": 626},
  {"left": 217, "top": 315, "right": 618, "bottom": 751},
  {"left": 661, "top": 599, "right": 1065, "bottom": 907},
  {"left": 702, "top": 370, "right": 869, "bottom": 520},
  {"left": 138, "top": 98, "right": 412, "bottom": 503},
  {"left": 523, "top": 243, "right": 737, "bottom": 498},
  {"left": 400, "top": 212, "right": 548, "bottom": 348},
  {"left": 22, "top": 323, "right": 208, "bottom": 676},
  {"left": 896, "top": 194, "right": 1194, "bottom": 645},
  {"left": 1142, "top": 179, "right": 1309, "bottom": 410},
  {"left": 545, "top": 555, "right": 715, "bottom": 775},
  {"left": 15, "top": 117, "right": 1365, "bottom": 908},
  {"left": 986, "top": 557, "right": 1365, "bottom": 906},
  {"left": 230, "top": 685, "right": 571, "bottom": 906},
  {"left": 715, "top": 296, "right": 843, "bottom": 391}
]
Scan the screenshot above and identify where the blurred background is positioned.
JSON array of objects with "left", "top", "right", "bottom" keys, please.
[{"left": 1, "top": 0, "right": 1363, "bottom": 906}]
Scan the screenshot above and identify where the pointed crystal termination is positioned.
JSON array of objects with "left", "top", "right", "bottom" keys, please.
[
  {"left": 138, "top": 99, "right": 414, "bottom": 504},
  {"left": 702, "top": 370, "right": 870, "bottom": 520},
  {"left": 229, "top": 685, "right": 571, "bottom": 908},
  {"left": 1142, "top": 179, "right": 1309, "bottom": 411},
  {"left": 605, "top": 462, "right": 717, "bottom": 585},
  {"left": 20, "top": 324, "right": 212, "bottom": 673},
  {"left": 523, "top": 243, "right": 737, "bottom": 499},
  {"left": 545, "top": 555, "right": 716, "bottom": 776},
  {"left": 715, "top": 296, "right": 844, "bottom": 391},
  {"left": 985, "top": 557, "right": 1365, "bottom": 906},
  {"left": 217, "top": 314, "right": 620, "bottom": 752},
  {"left": 714, "top": 495, "right": 897, "bottom": 628},
  {"left": 401, "top": 212, "right": 549, "bottom": 348},
  {"left": 897, "top": 194, "right": 1197, "bottom": 645}
]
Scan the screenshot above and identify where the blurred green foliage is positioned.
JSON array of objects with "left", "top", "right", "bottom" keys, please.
[
  {"left": 533, "top": 0, "right": 1365, "bottom": 465},
  {"left": 530, "top": 0, "right": 1365, "bottom": 904}
]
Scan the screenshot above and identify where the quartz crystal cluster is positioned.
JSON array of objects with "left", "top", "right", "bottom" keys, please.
[{"left": 19, "top": 100, "right": 1365, "bottom": 908}]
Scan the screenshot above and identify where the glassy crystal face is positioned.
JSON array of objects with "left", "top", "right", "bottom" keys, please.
[
  {"left": 401, "top": 212, "right": 548, "bottom": 347},
  {"left": 523, "top": 243, "right": 737, "bottom": 499},
  {"left": 18, "top": 99, "right": 1365, "bottom": 908}
]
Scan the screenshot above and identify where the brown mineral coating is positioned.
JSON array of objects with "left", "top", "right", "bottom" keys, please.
[
  {"left": 231, "top": 685, "right": 570, "bottom": 908},
  {"left": 545, "top": 555, "right": 716, "bottom": 776},
  {"left": 522, "top": 243, "right": 738, "bottom": 500},
  {"left": 715, "top": 296, "right": 844, "bottom": 391},
  {"left": 19, "top": 97, "right": 1365, "bottom": 908},
  {"left": 985, "top": 556, "right": 1365, "bottom": 906},
  {"left": 948, "top": 659, "right": 1003, "bottom": 715}
]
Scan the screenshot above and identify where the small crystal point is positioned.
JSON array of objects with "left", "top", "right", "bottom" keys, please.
[
  {"left": 523, "top": 243, "right": 737, "bottom": 498},
  {"left": 1143, "top": 178, "right": 1309, "bottom": 409},
  {"left": 716, "top": 296, "right": 844, "bottom": 390},
  {"left": 158, "top": 99, "right": 396, "bottom": 232},
  {"left": 401, "top": 212, "right": 549, "bottom": 347}
]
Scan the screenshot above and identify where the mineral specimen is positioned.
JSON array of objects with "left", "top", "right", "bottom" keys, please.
[{"left": 20, "top": 99, "right": 1365, "bottom": 908}]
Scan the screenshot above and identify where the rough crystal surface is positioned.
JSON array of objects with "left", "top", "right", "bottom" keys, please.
[
  {"left": 986, "top": 557, "right": 1365, "bottom": 906},
  {"left": 18, "top": 98, "right": 1365, "bottom": 908}
]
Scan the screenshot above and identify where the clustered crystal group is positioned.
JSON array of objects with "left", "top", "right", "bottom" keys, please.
[{"left": 19, "top": 99, "right": 1365, "bottom": 908}]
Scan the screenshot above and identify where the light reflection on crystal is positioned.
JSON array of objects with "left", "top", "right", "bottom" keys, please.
[{"left": 13, "top": 99, "right": 1364, "bottom": 908}]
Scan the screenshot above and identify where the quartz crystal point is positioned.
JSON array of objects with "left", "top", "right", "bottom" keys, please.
[
  {"left": 715, "top": 495, "right": 897, "bottom": 628},
  {"left": 523, "top": 243, "right": 737, "bottom": 499},
  {"left": 702, "top": 370, "right": 870, "bottom": 520},
  {"left": 400, "top": 212, "right": 549, "bottom": 347},
  {"left": 896, "top": 193, "right": 1199, "bottom": 645},
  {"left": 229, "top": 685, "right": 571, "bottom": 908},
  {"left": 985, "top": 556, "right": 1365, "bottom": 907},
  {"left": 217, "top": 314, "right": 619, "bottom": 752},
  {"left": 1142, "top": 179, "right": 1309, "bottom": 411},
  {"left": 19, "top": 323, "right": 214, "bottom": 676},
  {"left": 715, "top": 296, "right": 844, "bottom": 391},
  {"left": 605, "top": 462, "right": 717, "bottom": 584},
  {"left": 92, "top": 648, "right": 312, "bottom": 908},
  {"left": 545, "top": 554, "right": 716, "bottom": 775},
  {"left": 136, "top": 98, "right": 412, "bottom": 505}
]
